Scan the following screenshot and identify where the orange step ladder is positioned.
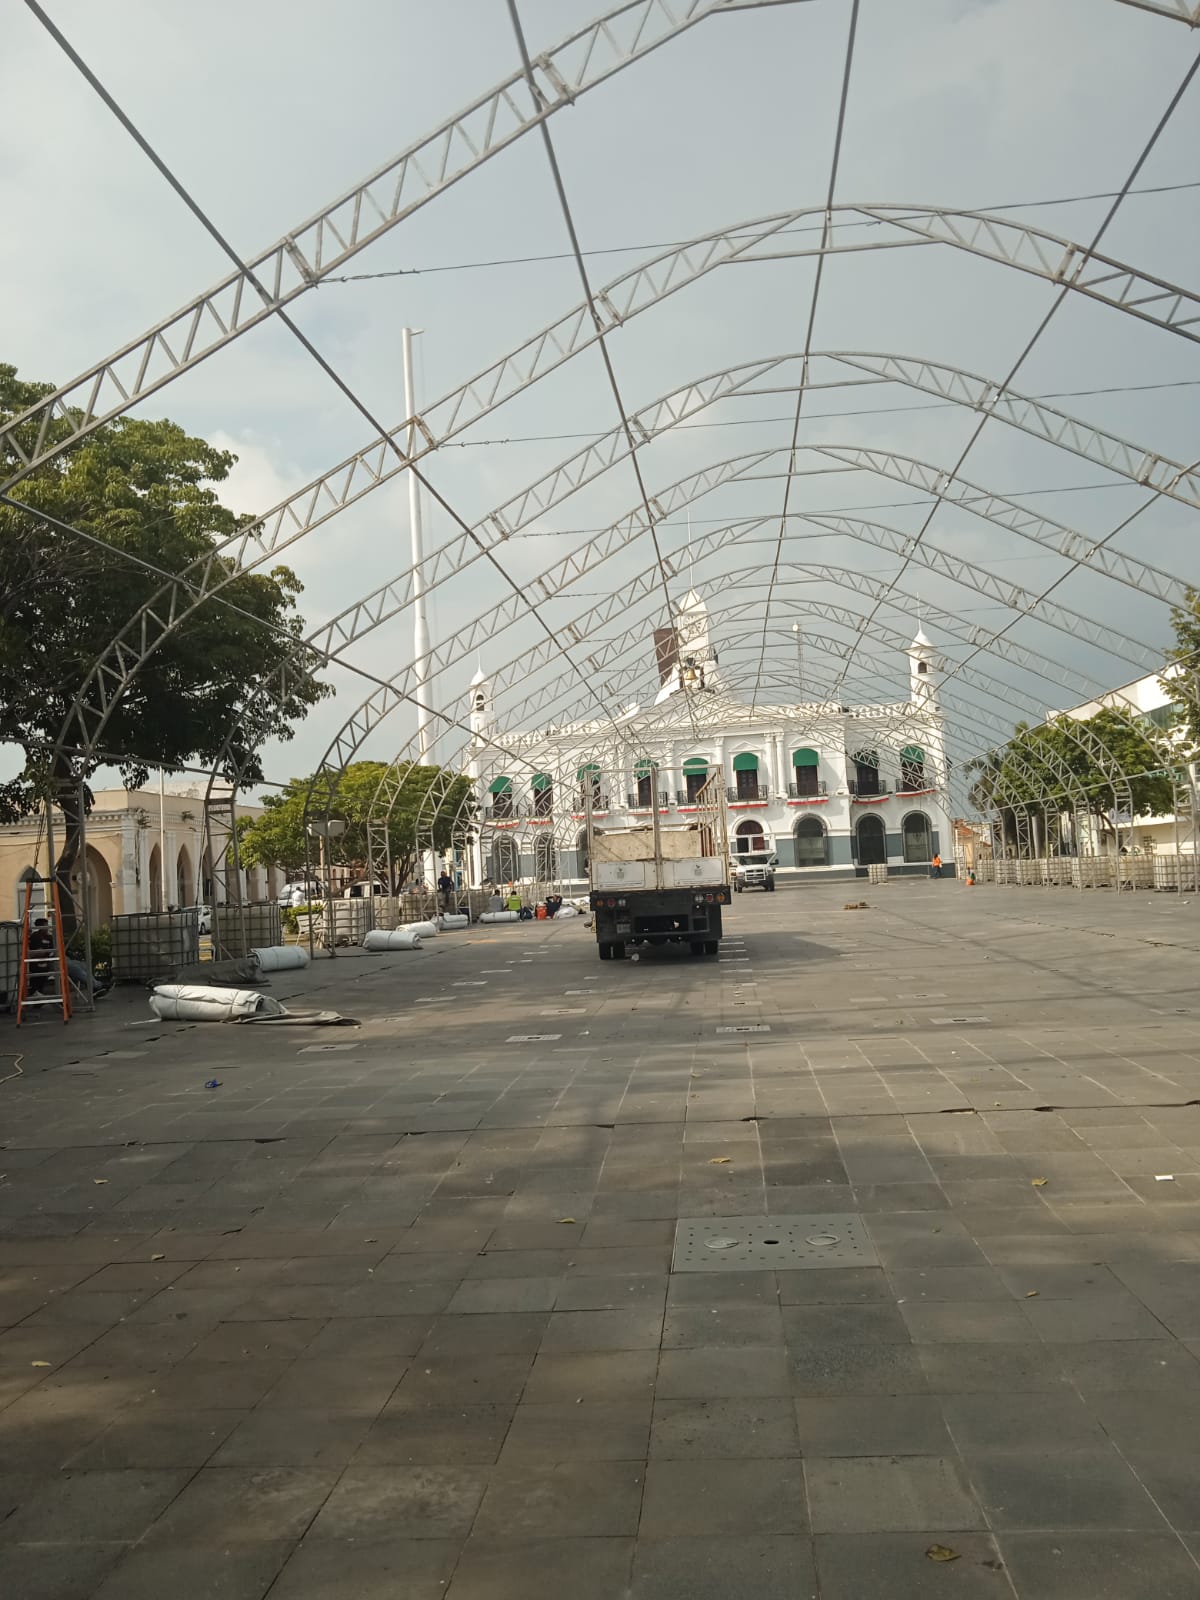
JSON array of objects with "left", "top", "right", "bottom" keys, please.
[{"left": 16, "top": 879, "right": 71, "bottom": 1026}]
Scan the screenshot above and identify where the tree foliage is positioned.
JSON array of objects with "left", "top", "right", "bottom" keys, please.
[
  {"left": 1, "top": 362, "right": 329, "bottom": 917},
  {"left": 1162, "top": 587, "right": 1200, "bottom": 751},
  {"left": 238, "top": 761, "right": 476, "bottom": 888},
  {"left": 968, "top": 707, "right": 1175, "bottom": 845}
]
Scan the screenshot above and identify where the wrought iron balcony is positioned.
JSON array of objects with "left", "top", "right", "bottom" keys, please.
[
  {"left": 726, "top": 784, "right": 770, "bottom": 803},
  {"left": 848, "top": 778, "right": 891, "bottom": 798},
  {"left": 787, "top": 779, "right": 828, "bottom": 799}
]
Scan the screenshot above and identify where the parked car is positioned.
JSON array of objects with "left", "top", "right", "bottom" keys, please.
[
  {"left": 278, "top": 881, "right": 323, "bottom": 908},
  {"left": 195, "top": 904, "right": 212, "bottom": 934},
  {"left": 731, "top": 850, "right": 777, "bottom": 892},
  {"left": 343, "top": 880, "right": 387, "bottom": 898}
]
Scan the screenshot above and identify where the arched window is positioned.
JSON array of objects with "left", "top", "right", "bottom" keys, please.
[
  {"left": 794, "top": 815, "right": 828, "bottom": 868},
  {"left": 534, "top": 833, "right": 557, "bottom": 883},
  {"left": 792, "top": 747, "right": 820, "bottom": 798},
  {"left": 489, "top": 775, "right": 513, "bottom": 819},
  {"left": 531, "top": 773, "right": 553, "bottom": 817},
  {"left": 900, "top": 745, "right": 925, "bottom": 793},
  {"left": 490, "top": 836, "right": 519, "bottom": 884},
  {"left": 732, "top": 751, "right": 760, "bottom": 800},
  {"left": 856, "top": 813, "right": 887, "bottom": 866},
  {"left": 148, "top": 844, "right": 163, "bottom": 912},
  {"left": 176, "top": 845, "right": 194, "bottom": 907},
  {"left": 682, "top": 757, "right": 709, "bottom": 802},
  {"left": 903, "top": 811, "right": 933, "bottom": 864},
  {"left": 734, "top": 819, "right": 766, "bottom": 856}
]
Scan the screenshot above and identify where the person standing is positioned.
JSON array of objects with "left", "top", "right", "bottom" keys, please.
[
  {"left": 437, "top": 867, "right": 455, "bottom": 914},
  {"left": 930, "top": 852, "right": 943, "bottom": 879}
]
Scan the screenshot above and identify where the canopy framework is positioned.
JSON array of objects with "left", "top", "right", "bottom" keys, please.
[{"left": 8, "top": 0, "right": 1198, "bottom": 949}]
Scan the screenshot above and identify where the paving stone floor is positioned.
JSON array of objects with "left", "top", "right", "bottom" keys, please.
[{"left": 3, "top": 879, "right": 1200, "bottom": 1596}]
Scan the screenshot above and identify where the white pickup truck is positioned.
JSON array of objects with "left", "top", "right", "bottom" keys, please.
[{"left": 731, "top": 849, "right": 777, "bottom": 893}]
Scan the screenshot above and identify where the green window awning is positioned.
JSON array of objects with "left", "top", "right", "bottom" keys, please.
[
  {"left": 853, "top": 749, "right": 878, "bottom": 766},
  {"left": 531, "top": 772, "right": 552, "bottom": 791},
  {"left": 732, "top": 752, "right": 759, "bottom": 772},
  {"left": 792, "top": 747, "right": 819, "bottom": 767},
  {"left": 901, "top": 745, "right": 925, "bottom": 762},
  {"left": 489, "top": 775, "right": 512, "bottom": 794},
  {"left": 682, "top": 757, "right": 709, "bottom": 774},
  {"left": 576, "top": 762, "right": 600, "bottom": 782},
  {"left": 634, "top": 758, "right": 658, "bottom": 776}
]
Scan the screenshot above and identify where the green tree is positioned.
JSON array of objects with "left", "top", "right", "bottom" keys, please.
[
  {"left": 1, "top": 363, "right": 329, "bottom": 926},
  {"left": 969, "top": 708, "right": 1174, "bottom": 850},
  {"left": 238, "top": 761, "right": 476, "bottom": 888},
  {"left": 1162, "top": 587, "right": 1200, "bottom": 751}
]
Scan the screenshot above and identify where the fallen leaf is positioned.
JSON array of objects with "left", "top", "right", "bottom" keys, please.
[
  {"left": 1031, "top": 1177, "right": 1048, "bottom": 1187},
  {"left": 150, "top": 1253, "right": 165, "bottom": 1262},
  {"left": 93, "top": 1178, "right": 108, "bottom": 1185},
  {"left": 31, "top": 1360, "right": 51, "bottom": 1368},
  {"left": 709, "top": 1157, "right": 732, "bottom": 1165},
  {"left": 558, "top": 1217, "right": 576, "bottom": 1225},
  {"left": 926, "top": 1544, "right": 960, "bottom": 1563},
  {"left": 1155, "top": 1174, "right": 1175, "bottom": 1182},
  {"left": 1025, "top": 1290, "right": 1039, "bottom": 1298}
]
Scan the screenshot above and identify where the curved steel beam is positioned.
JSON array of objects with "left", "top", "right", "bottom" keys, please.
[{"left": 2, "top": 0, "right": 807, "bottom": 485}]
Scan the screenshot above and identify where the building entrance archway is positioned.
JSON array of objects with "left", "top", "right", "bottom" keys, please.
[{"left": 856, "top": 813, "right": 887, "bottom": 867}]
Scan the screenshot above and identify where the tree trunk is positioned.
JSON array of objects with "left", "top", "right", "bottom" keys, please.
[{"left": 51, "top": 772, "right": 84, "bottom": 940}]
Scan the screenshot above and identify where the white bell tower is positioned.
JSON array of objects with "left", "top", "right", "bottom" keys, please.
[
  {"left": 907, "top": 626, "right": 938, "bottom": 709},
  {"left": 468, "top": 667, "right": 494, "bottom": 742}
]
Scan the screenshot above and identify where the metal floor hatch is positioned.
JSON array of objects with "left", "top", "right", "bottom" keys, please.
[{"left": 672, "top": 1213, "right": 878, "bottom": 1272}]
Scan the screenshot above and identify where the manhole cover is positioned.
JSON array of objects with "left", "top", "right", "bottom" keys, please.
[{"left": 673, "top": 1214, "right": 877, "bottom": 1272}]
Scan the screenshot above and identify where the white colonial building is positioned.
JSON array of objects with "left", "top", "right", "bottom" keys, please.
[{"left": 466, "top": 594, "right": 954, "bottom": 886}]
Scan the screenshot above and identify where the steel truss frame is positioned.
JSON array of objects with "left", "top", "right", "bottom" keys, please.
[{"left": 54, "top": 197, "right": 1200, "bottom": 768}]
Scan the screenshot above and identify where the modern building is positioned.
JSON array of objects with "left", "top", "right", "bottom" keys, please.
[
  {"left": 467, "top": 594, "right": 953, "bottom": 886},
  {"left": 0, "top": 786, "right": 281, "bottom": 924}
]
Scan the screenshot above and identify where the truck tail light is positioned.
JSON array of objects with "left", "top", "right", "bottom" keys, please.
[{"left": 606, "top": 897, "right": 617, "bottom": 908}]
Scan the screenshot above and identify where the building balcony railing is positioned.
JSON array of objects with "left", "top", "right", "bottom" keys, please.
[
  {"left": 848, "top": 778, "right": 891, "bottom": 798},
  {"left": 726, "top": 784, "right": 770, "bottom": 803},
  {"left": 787, "top": 780, "right": 828, "bottom": 799},
  {"left": 484, "top": 802, "right": 527, "bottom": 821}
]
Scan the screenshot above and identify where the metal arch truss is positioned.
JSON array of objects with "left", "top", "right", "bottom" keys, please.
[
  {"left": 54, "top": 193, "right": 1200, "bottom": 766},
  {"left": 1115, "top": 0, "right": 1200, "bottom": 23},
  {"left": 1, "top": 0, "right": 816, "bottom": 486}
]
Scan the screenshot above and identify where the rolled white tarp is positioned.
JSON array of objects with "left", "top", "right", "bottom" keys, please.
[
  {"left": 252, "top": 945, "right": 310, "bottom": 972},
  {"left": 399, "top": 920, "right": 438, "bottom": 939},
  {"left": 479, "top": 910, "right": 521, "bottom": 924},
  {"left": 437, "top": 913, "right": 469, "bottom": 931},
  {"left": 150, "top": 984, "right": 285, "bottom": 1022},
  {"left": 554, "top": 903, "right": 579, "bottom": 918},
  {"left": 362, "top": 929, "right": 424, "bottom": 952}
]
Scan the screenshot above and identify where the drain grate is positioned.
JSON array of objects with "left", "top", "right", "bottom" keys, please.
[
  {"left": 506, "top": 1033, "right": 561, "bottom": 1042},
  {"left": 672, "top": 1213, "right": 877, "bottom": 1272},
  {"left": 716, "top": 1024, "right": 771, "bottom": 1034}
]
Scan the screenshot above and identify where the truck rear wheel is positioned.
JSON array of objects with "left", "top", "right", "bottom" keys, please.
[
  {"left": 612, "top": 942, "right": 626, "bottom": 960},
  {"left": 705, "top": 940, "right": 719, "bottom": 955},
  {"left": 689, "top": 941, "right": 704, "bottom": 957},
  {"left": 598, "top": 942, "right": 612, "bottom": 961}
]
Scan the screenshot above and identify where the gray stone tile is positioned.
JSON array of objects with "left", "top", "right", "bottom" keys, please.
[
  {"left": 259, "top": 1360, "right": 404, "bottom": 1411},
  {"left": 998, "top": 1532, "right": 1200, "bottom": 1600},
  {"left": 775, "top": 1266, "right": 891, "bottom": 1303},
  {"left": 793, "top": 1395, "right": 952, "bottom": 1457},
  {"left": 814, "top": 1532, "right": 1011, "bottom": 1598},
  {"left": 416, "top": 1312, "right": 549, "bottom": 1358},
  {"left": 539, "top": 1308, "right": 664, "bottom": 1351},
  {"left": 887, "top": 1267, "right": 1011, "bottom": 1302},
  {"left": 656, "top": 1345, "right": 792, "bottom": 1398},
  {"left": 639, "top": 1458, "right": 806, "bottom": 1536},
  {"left": 555, "top": 1274, "right": 668, "bottom": 1310},
  {"left": 917, "top": 1343, "right": 1070, "bottom": 1393},
  {"left": 302, "top": 1317, "right": 435, "bottom": 1361},
  {"left": 388, "top": 1352, "right": 533, "bottom": 1407},
  {"left": 473, "top": 1460, "right": 644, "bottom": 1537},
  {"left": 188, "top": 1319, "right": 328, "bottom": 1362},
  {"left": 650, "top": 1397, "right": 800, "bottom": 1458},
  {"left": 788, "top": 1341, "right": 929, "bottom": 1395},
  {"left": 1022, "top": 1294, "right": 1169, "bottom": 1342},
  {"left": 806, "top": 1455, "right": 984, "bottom": 1533},
  {"left": 90, "top": 1544, "right": 291, "bottom": 1600},
  {"left": 214, "top": 1409, "right": 375, "bottom": 1468},
  {"left": 140, "top": 1466, "right": 336, "bottom": 1545},
  {"left": 783, "top": 1303, "right": 912, "bottom": 1344},
  {"left": 66, "top": 1408, "right": 242, "bottom": 1469},
  {"left": 309, "top": 1466, "right": 488, "bottom": 1539},
  {"left": 447, "top": 1538, "right": 634, "bottom": 1600},
  {"left": 1059, "top": 1339, "right": 1200, "bottom": 1390},
  {"left": 269, "top": 1536, "right": 460, "bottom": 1599},
  {"left": 629, "top": 1535, "right": 817, "bottom": 1599},
  {"left": 942, "top": 1393, "right": 1109, "bottom": 1454},
  {"left": 1084, "top": 1392, "right": 1200, "bottom": 1456},
  {"left": 500, "top": 1400, "right": 650, "bottom": 1461},
  {"left": 901, "top": 1300, "right": 1034, "bottom": 1343},
  {"left": 446, "top": 1277, "right": 561, "bottom": 1313},
  {"left": 966, "top": 1451, "right": 1163, "bottom": 1530},
  {"left": 0, "top": 1469, "right": 190, "bottom": 1545},
  {"left": 662, "top": 1305, "right": 784, "bottom": 1348},
  {"left": 0, "top": 1542, "right": 126, "bottom": 1600}
]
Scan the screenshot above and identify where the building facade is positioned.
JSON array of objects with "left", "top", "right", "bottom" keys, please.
[
  {"left": 467, "top": 597, "right": 953, "bottom": 886},
  {"left": 0, "top": 787, "right": 281, "bottom": 925}
]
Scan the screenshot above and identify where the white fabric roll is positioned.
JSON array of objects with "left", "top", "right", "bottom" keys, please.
[
  {"left": 399, "top": 920, "right": 438, "bottom": 939},
  {"left": 437, "top": 913, "right": 469, "bottom": 930},
  {"left": 362, "top": 929, "right": 424, "bottom": 951},
  {"left": 251, "top": 945, "right": 310, "bottom": 972},
  {"left": 149, "top": 984, "right": 283, "bottom": 1021},
  {"left": 479, "top": 910, "right": 521, "bottom": 923}
]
